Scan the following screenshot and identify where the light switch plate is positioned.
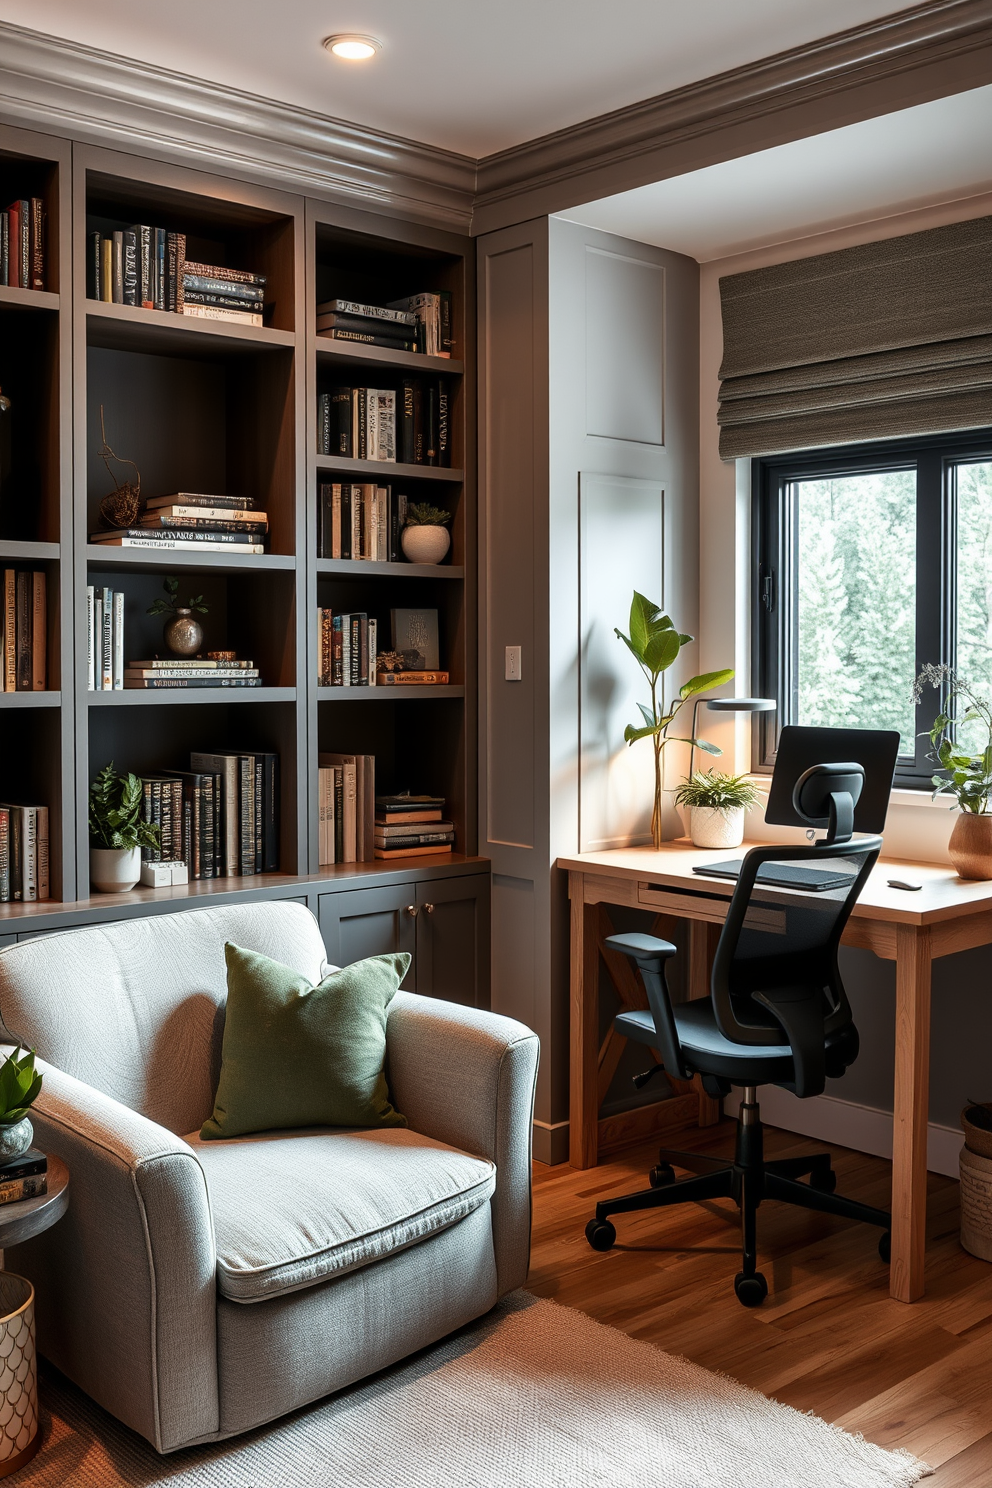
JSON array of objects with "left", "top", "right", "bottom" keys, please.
[{"left": 505, "top": 645, "right": 522, "bottom": 681}]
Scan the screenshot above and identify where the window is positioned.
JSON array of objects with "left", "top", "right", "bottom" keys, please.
[{"left": 753, "top": 430, "right": 992, "bottom": 787}]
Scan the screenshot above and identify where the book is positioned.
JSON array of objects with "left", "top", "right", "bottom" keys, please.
[
  {"left": 112, "top": 230, "right": 124, "bottom": 303},
  {"left": 183, "top": 273, "right": 266, "bottom": 301},
  {"left": 181, "top": 304, "right": 262, "bottom": 326},
  {"left": 373, "top": 843, "right": 453, "bottom": 860},
  {"left": 316, "top": 299, "right": 415, "bottom": 326},
  {"left": 0, "top": 1149, "right": 47, "bottom": 1182},
  {"left": 391, "top": 608, "right": 440, "bottom": 671},
  {"left": 36, "top": 805, "right": 49, "bottom": 901},
  {"left": 317, "top": 328, "right": 418, "bottom": 352},
  {"left": 141, "top": 506, "right": 265, "bottom": 523},
  {"left": 184, "top": 262, "right": 266, "bottom": 287},
  {"left": 190, "top": 752, "right": 240, "bottom": 878},
  {"left": 3, "top": 571, "right": 15, "bottom": 691},
  {"left": 0, "top": 1173, "right": 47, "bottom": 1206},
  {"left": 123, "top": 229, "right": 138, "bottom": 305},
  {"left": 0, "top": 808, "right": 8, "bottom": 902},
  {"left": 101, "top": 237, "right": 113, "bottom": 302},
  {"left": 398, "top": 379, "right": 416, "bottom": 465},
  {"left": 377, "top": 671, "right": 449, "bottom": 685},
  {"left": 15, "top": 572, "right": 30, "bottom": 691},
  {"left": 101, "top": 586, "right": 113, "bottom": 690},
  {"left": 317, "top": 387, "right": 352, "bottom": 458},
  {"left": 375, "top": 820, "right": 453, "bottom": 839},
  {"left": 134, "top": 224, "right": 153, "bottom": 307},
  {"left": 126, "top": 667, "right": 258, "bottom": 680},
  {"left": 315, "top": 310, "right": 419, "bottom": 340},
  {"left": 90, "top": 529, "right": 264, "bottom": 550},
  {"left": 139, "top": 516, "right": 268, "bottom": 534},
  {"left": 387, "top": 292, "right": 443, "bottom": 356},
  {"left": 113, "top": 589, "right": 124, "bottom": 689},
  {"left": 376, "top": 794, "right": 445, "bottom": 810},
  {"left": 127, "top": 658, "right": 256, "bottom": 669},
  {"left": 30, "top": 572, "right": 45, "bottom": 691},
  {"left": 183, "top": 291, "right": 264, "bottom": 313},
  {"left": 373, "top": 831, "right": 454, "bottom": 849},
  {"left": 144, "top": 493, "right": 257, "bottom": 510},
  {"left": 376, "top": 810, "right": 443, "bottom": 826},
  {"left": 20, "top": 806, "right": 37, "bottom": 901},
  {"left": 123, "top": 678, "right": 261, "bottom": 689}
]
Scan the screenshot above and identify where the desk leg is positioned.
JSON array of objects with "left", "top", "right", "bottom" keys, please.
[
  {"left": 891, "top": 924, "right": 932, "bottom": 1303},
  {"left": 688, "top": 920, "right": 722, "bottom": 1127},
  {"left": 569, "top": 884, "right": 600, "bottom": 1170}
]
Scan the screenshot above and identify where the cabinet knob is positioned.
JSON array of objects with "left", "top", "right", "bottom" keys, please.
[
  {"left": 422, "top": 903, "right": 434, "bottom": 914},
  {"left": 405, "top": 905, "right": 419, "bottom": 917}
]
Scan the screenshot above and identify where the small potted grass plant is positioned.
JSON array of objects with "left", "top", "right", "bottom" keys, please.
[
  {"left": 401, "top": 502, "right": 451, "bottom": 565},
  {"left": 89, "top": 762, "right": 160, "bottom": 893},
  {"left": 0, "top": 1047, "right": 43, "bottom": 1162},
  {"left": 674, "top": 770, "right": 761, "bottom": 849}
]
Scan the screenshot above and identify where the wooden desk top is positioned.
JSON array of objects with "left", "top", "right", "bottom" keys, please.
[{"left": 556, "top": 840, "right": 992, "bottom": 928}]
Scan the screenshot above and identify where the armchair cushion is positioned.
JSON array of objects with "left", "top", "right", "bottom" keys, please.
[{"left": 185, "top": 1125, "right": 495, "bottom": 1303}]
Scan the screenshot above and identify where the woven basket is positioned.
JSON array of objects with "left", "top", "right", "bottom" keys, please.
[
  {"left": 960, "top": 1145, "right": 992, "bottom": 1261},
  {"left": 961, "top": 1103, "right": 992, "bottom": 1161}
]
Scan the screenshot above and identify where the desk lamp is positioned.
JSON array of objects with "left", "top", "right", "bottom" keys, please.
[{"left": 688, "top": 696, "right": 776, "bottom": 778}]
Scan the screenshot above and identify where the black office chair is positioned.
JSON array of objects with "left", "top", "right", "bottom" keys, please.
[{"left": 583, "top": 761, "right": 891, "bottom": 1306}]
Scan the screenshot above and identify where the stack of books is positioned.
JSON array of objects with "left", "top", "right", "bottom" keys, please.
[
  {"left": 318, "top": 483, "right": 407, "bottom": 560},
  {"left": 0, "top": 1148, "right": 48, "bottom": 1207},
  {"left": 124, "top": 658, "right": 260, "bottom": 691},
  {"left": 0, "top": 804, "right": 50, "bottom": 902},
  {"left": 374, "top": 795, "right": 454, "bottom": 860},
  {"left": 87, "top": 230, "right": 267, "bottom": 325},
  {"left": 141, "top": 749, "right": 278, "bottom": 879},
  {"left": 317, "top": 611, "right": 377, "bottom": 687},
  {"left": 317, "top": 752, "right": 375, "bottom": 864},
  {"left": 85, "top": 585, "right": 124, "bottom": 691},
  {"left": 317, "top": 380, "right": 450, "bottom": 466},
  {"left": 2, "top": 569, "right": 46, "bottom": 691},
  {"left": 90, "top": 493, "right": 268, "bottom": 554},
  {"left": 315, "top": 294, "right": 452, "bottom": 356},
  {"left": 2, "top": 199, "right": 45, "bottom": 290},
  {"left": 183, "top": 261, "right": 266, "bottom": 326}
]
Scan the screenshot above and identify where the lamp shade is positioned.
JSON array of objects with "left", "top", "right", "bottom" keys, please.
[{"left": 705, "top": 697, "right": 776, "bottom": 713}]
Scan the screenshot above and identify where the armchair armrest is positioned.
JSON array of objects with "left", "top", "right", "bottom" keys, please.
[
  {"left": 386, "top": 993, "right": 539, "bottom": 1294},
  {"left": 5, "top": 1057, "right": 218, "bottom": 1453}
]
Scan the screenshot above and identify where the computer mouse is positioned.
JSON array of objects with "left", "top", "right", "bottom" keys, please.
[{"left": 887, "top": 878, "right": 922, "bottom": 891}]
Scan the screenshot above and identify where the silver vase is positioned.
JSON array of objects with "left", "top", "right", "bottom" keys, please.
[
  {"left": 163, "top": 608, "right": 203, "bottom": 657},
  {"left": 0, "top": 1117, "right": 33, "bottom": 1162}
]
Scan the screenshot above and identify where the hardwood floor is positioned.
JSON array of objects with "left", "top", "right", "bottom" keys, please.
[{"left": 527, "top": 1119, "right": 992, "bottom": 1484}]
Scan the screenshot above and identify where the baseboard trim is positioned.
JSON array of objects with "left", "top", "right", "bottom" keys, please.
[
  {"left": 532, "top": 1119, "right": 570, "bottom": 1167},
  {"left": 725, "top": 1087, "right": 963, "bottom": 1179}
]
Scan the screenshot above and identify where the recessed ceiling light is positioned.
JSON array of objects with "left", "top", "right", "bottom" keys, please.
[{"left": 323, "top": 35, "right": 381, "bottom": 61}]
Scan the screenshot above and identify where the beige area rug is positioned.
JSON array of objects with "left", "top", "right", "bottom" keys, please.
[{"left": 17, "top": 1294, "right": 928, "bottom": 1488}]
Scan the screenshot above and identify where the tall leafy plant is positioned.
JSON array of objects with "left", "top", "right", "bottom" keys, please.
[
  {"left": 89, "top": 763, "right": 161, "bottom": 852},
  {"left": 616, "top": 593, "right": 734, "bottom": 849}
]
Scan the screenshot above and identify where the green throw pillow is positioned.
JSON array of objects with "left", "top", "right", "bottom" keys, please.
[{"left": 200, "top": 944, "right": 410, "bottom": 1140}]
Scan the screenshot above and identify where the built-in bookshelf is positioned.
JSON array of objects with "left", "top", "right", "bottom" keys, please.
[{"left": 0, "top": 126, "right": 480, "bottom": 924}]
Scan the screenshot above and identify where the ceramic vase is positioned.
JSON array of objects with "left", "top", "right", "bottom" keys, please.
[
  {"left": 689, "top": 805, "right": 745, "bottom": 850},
  {"left": 0, "top": 1118, "right": 32, "bottom": 1163},
  {"left": 164, "top": 608, "right": 203, "bottom": 656},
  {"left": 948, "top": 812, "right": 992, "bottom": 880},
  {"left": 401, "top": 525, "right": 450, "bottom": 565},
  {"left": 90, "top": 846, "right": 142, "bottom": 893}
]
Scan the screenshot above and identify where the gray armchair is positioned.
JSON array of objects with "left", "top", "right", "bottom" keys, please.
[{"left": 0, "top": 902, "right": 538, "bottom": 1452}]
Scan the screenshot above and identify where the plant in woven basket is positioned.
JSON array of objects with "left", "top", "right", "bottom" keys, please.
[{"left": 96, "top": 405, "right": 143, "bottom": 529}]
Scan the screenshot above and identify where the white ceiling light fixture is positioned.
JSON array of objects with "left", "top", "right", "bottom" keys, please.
[{"left": 322, "top": 34, "right": 381, "bottom": 61}]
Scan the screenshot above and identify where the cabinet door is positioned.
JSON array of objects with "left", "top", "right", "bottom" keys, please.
[
  {"left": 416, "top": 875, "right": 491, "bottom": 1008},
  {"left": 318, "top": 885, "right": 417, "bottom": 988}
]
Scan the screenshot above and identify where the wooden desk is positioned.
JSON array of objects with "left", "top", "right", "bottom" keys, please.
[{"left": 559, "top": 841, "right": 992, "bottom": 1303}]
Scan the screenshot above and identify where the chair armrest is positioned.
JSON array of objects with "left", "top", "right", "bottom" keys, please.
[
  {"left": 386, "top": 993, "right": 539, "bottom": 1294},
  {"left": 5, "top": 1057, "right": 218, "bottom": 1452}
]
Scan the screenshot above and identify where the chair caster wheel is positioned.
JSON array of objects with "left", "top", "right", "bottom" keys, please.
[
  {"left": 809, "top": 1167, "right": 837, "bottom": 1193},
  {"left": 734, "top": 1271, "right": 768, "bottom": 1307},
  {"left": 650, "top": 1163, "right": 676, "bottom": 1188},
  {"left": 878, "top": 1231, "right": 891, "bottom": 1264},
  {"left": 585, "top": 1218, "right": 617, "bottom": 1252}
]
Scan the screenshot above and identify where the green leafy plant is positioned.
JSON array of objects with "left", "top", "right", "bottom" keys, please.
[
  {"left": 89, "top": 763, "right": 161, "bottom": 851},
  {"left": 147, "top": 576, "right": 208, "bottom": 617},
  {"left": 0, "top": 1047, "right": 42, "bottom": 1126},
  {"left": 674, "top": 770, "right": 761, "bottom": 812},
  {"left": 403, "top": 502, "right": 451, "bottom": 527},
  {"left": 616, "top": 592, "right": 734, "bottom": 849},
  {"left": 914, "top": 664, "right": 992, "bottom": 813}
]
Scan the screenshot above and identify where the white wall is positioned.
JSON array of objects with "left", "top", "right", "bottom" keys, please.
[{"left": 698, "top": 189, "right": 992, "bottom": 1174}]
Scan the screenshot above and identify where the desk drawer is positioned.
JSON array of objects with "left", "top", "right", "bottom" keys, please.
[{"left": 636, "top": 881, "right": 729, "bottom": 922}]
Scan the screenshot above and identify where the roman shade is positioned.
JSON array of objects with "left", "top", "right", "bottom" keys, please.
[{"left": 717, "top": 215, "right": 992, "bottom": 459}]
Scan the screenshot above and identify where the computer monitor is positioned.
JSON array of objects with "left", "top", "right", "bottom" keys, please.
[{"left": 765, "top": 726, "right": 900, "bottom": 834}]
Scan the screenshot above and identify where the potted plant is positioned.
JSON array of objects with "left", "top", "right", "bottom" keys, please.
[
  {"left": 147, "top": 576, "right": 208, "bottom": 656},
  {"left": 0, "top": 1047, "right": 43, "bottom": 1162},
  {"left": 914, "top": 664, "right": 992, "bottom": 879},
  {"left": 401, "top": 502, "right": 451, "bottom": 565},
  {"left": 616, "top": 592, "right": 734, "bottom": 850},
  {"left": 674, "top": 770, "right": 761, "bottom": 849},
  {"left": 89, "top": 763, "right": 160, "bottom": 892}
]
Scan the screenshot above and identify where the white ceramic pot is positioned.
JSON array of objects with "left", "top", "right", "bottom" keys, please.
[
  {"left": 689, "top": 805, "right": 745, "bottom": 850},
  {"left": 90, "top": 846, "right": 141, "bottom": 893},
  {"left": 401, "top": 525, "right": 450, "bottom": 565}
]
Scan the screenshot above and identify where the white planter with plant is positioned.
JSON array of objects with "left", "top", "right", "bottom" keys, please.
[
  {"left": 616, "top": 592, "right": 734, "bottom": 850},
  {"left": 401, "top": 502, "right": 451, "bottom": 565},
  {"left": 674, "top": 771, "right": 761, "bottom": 849},
  {"left": 916, "top": 665, "right": 992, "bottom": 880},
  {"left": 89, "top": 763, "right": 160, "bottom": 893},
  {"left": 0, "top": 1047, "right": 43, "bottom": 1162}
]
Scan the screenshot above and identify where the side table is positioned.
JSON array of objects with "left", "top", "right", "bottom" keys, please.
[{"left": 0, "top": 1155, "right": 69, "bottom": 1477}]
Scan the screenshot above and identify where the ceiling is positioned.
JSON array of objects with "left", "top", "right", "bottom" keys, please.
[
  {"left": 0, "top": 0, "right": 913, "bottom": 158},
  {"left": 560, "top": 83, "right": 992, "bottom": 261}
]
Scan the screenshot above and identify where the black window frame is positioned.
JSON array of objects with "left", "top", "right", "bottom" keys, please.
[{"left": 752, "top": 427, "right": 992, "bottom": 789}]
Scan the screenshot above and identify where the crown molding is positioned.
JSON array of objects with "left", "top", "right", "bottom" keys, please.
[
  {"left": 0, "top": 20, "right": 477, "bottom": 234},
  {"left": 473, "top": 0, "right": 992, "bottom": 234}
]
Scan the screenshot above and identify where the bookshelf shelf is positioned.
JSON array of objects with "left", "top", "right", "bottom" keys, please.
[
  {"left": 0, "top": 286, "right": 60, "bottom": 313},
  {"left": 316, "top": 685, "right": 465, "bottom": 702},
  {"left": 84, "top": 546, "right": 295, "bottom": 574},
  {"left": 0, "top": 541, "right": 60, "bottom": 562},
  {"left": 85, "top": 301, "right": 296, "bottom": 358},
  {"left": 311, "top": 454, "right": 463, "bottom": 483},
  {"left": 0, "top": 691, "right": 62, "bottom": 709},
  {"left": 315, "top": 340, "right": 463, "bottom": 376},
  {"left": 86, "top": 686, "right": 296, "bottom": 707},
  {"left": 315, "top": 559, "right": 463, "bottom": 580}
]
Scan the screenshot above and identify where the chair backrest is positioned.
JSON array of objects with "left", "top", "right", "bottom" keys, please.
[
  {"left": 710, "top": 837, "right": 881, "bottom": 1096},
  {"left": 0, "top": 902, "right": 329, "bottom": 1135}
]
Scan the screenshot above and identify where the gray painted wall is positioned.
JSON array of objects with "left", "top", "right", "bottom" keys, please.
[{"left": 478, "top": 216, "right": 699, "bottom": 1162}]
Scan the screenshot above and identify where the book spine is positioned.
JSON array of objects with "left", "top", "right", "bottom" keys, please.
[
  {"left": 191, "top": 781, "right": 201, "bottom": 880},
  {"left": 373, "top": 831, "right": 455, "bottom": 848},
  {"left": 0, "top": 1175, "right": 47, "bottom": 1205},
  {"left": 15, "top": 571, "right": 30, "bottom": 691},
  {"left": 318, "top": 328, "right": 417, "bottom": 350},
  {"left": 150, "top": 781, "right": 162, "bottom": 860},
  {"left": 351, "top": 485, "right": 362, "bottom": 559},
  {"left": 89, "top": 231, "right": 101, "bottom": 299},
  {"left": 238, "top": 758, "right": 254, "bottom": 875},
  {"left": 123, "top": 230, "right": 138, "bottom": 306},
  {"left": 21, "top": 806, "right": 36, "bottom": 902},
  {"left": 171, "top": 781, "right": 183, "bottom": 863},
  {"left": 368, "top": 616, "right": 377, "bottom": 686},
  {"left": 4, "top": 571, "right": 14, "bottom": 691},
  {"left": 0, "top": 809, "right": 8, "bottom": 903},
  {"left": 101, "top": 238, "right": 113, "bottom": 303},
  {"left": 330, "top": 386, "right": 352, "bottom": 457},
  {"left": 181, "top": 305, "right": 262, "bottom": 326},
  {"left": 1, "top": 213, "right": 9, "bottom": 288},
  {"left": 413, "top": 381, "right": 424, "bottom": 464},
  {"left": 18, "top": 204, "right": 29, "bottom": 292},
  {"left": 113, "top": 589, "right": 124, "bottom": 689},
  {"left": 183, "top": 799, "right": 192, "bottom": 870},
  {"left": 332, "top": 614, "right": 343, "bottom": 686},
  {"left": 323, "top": 299, "right": 416, "bottom": 326},
  {"left": 318, "top": 483, "right": 332, "bottom": 558},
  {"left": 377, "top": 390, "right": 396, "bottom": 463},
  {"left": 398, "top": 379, "right": 416, "bottom": 465},
  {"left": 139, "top": 225, "right": 153, "bottom": 307},
  {"left": 182, "top": 274, "right": 265, "bottom": 300},
  {"left": 369, "top": 486, "right": 379, "bottom": 561},
  {"left": 174, "top": 232, "right": 186, "bottom": 312},
  {"left": 184, "top": 291, "right": 263, "bottom": 312},
  {"left": 437, "top": 379, "right": 451, "bottom": 468},
  {"left": 141, "top": 517, "right": 267, "bottom": 533},
  {"left": 93, "top": 594, "right": 103, "bottom": 690},
  {"left": 141, "top": 780, "right": 153, "bottom": 861},
  {"left": 91, "top": 538, "right": 265, "bottom": 553},
  {"left": 101, "top": 587, "right": 113, "bottom": 690},
  {"left": 425, "top": 381, "right": 439, "bottom": 466},
  {"left": 6, "top": 204, "right": 19, "bottom": 287},
  {"left": 264, "top": 755, "right": 278, "bottom": 872},
  {"left": 31, "top": 571, "right": 45, "bottom": 690},
  {"left": 331, "top": 484, "right": 342, "bottom": 558},
  {"left": 201, "top": 777, "right": 215, "bottom": 878},
  {"left": 154, "top": 229, "right": 166, "bottom": 310},
  {"left": 334, "top": 769, "right": 343, "bottom": 863},
  {"left": 341, "top": 486, "right": 351, "bottom": 560},
  {"left": 376, "top": 486, "right": 388, "bottom": 562},
  {"left": 183, "top": 262, "right": 266, "bottom": 286},
  {"left": 340, "top": 611, "right": 351, "bottom": 688},
  {"left": 318, "top": 393, "right": 330, "bottom": 457},
  {"left": 439, "top": 289, "right": 453, "bottom": 355},
  {"left": 86, "top": 585, "right": 95, "bottom": 690},
  {"left": 378, "top": 671, "right": 450, "bottom": 685},
  {"left": 145, "top": 507, "right": 264, "bottom": 523},
  {"left": 357, "top": 390, "right": 367, "bottom": 462},
  {"left": 112, "top": 231, "right": 124, "bottom": 304},
  {"left": 9, "top": 810, "right": 21, "bottom": 900},
  {"left": 254, "top": 759, "right": 263, "bottom": 873},
  {"left": 351, "top": 614, "right": 363, "bottom": 686},
  {"left": 167, "top": 233, "right": 179, "bottom": 311}
]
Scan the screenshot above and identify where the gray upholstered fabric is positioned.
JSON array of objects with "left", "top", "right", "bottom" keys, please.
[
  {"left": 186, "top": 1126, "right": 495, "bottom": 1302},
  {"left": 0, "top": 903, "right": 329, "bottom": 1135},
  {"left": 214, "top": 1203, "right": 498, "bottom": 1438},
  {"left": 387, "top": 993, "right": 539, "bottom": 1294},
  {"left": 0, "top": 903, "right": 538, "bottom": 1454}
]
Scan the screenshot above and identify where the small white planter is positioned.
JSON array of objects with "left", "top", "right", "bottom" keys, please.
[
  {"left": 401, "top": 525, "right": 450, "bottom": 565},
  {"left": 90, "top": 846, "right": 142, "bottom": 894},
  {"left": 689, "top": 805, "right": 745, "bottom": 850}
]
